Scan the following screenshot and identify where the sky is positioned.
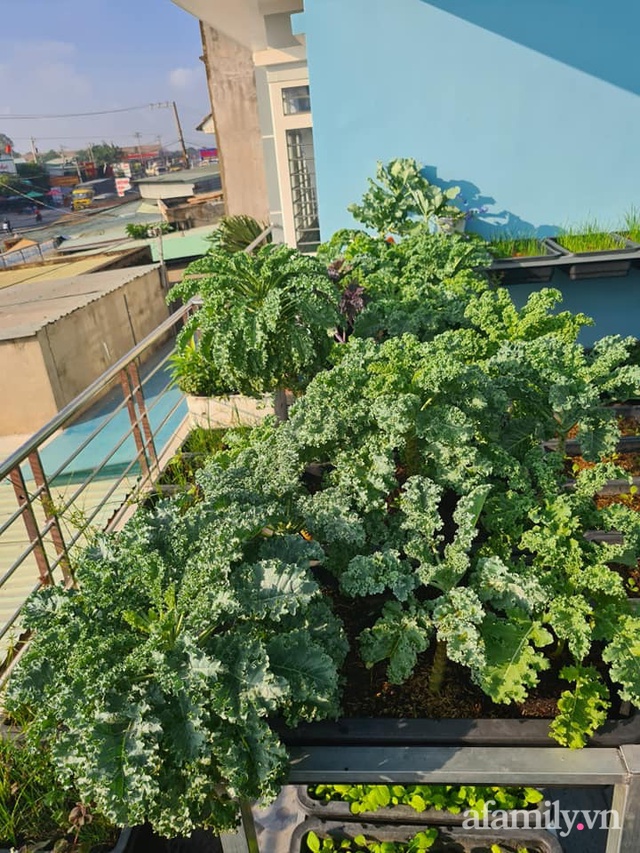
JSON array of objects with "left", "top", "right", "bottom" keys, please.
[{"left": 0, "top": 0, "right": 214, "bottom": 157}]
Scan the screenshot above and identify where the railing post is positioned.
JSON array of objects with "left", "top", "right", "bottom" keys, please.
[
  {"left": 610, "top": 745, "right": 640, "bottom": 853},
  {"left": 119, "top": 368, "right": 150, "bottom": 478},
  {"left": 27, "top": 451, "right": 73, "bottom": 586},
  {"left": 8, "top": 466, "right": 53, "bottom": 586},
  {"left": 127, "top": 362, "right": 158, "bottom": 472}
]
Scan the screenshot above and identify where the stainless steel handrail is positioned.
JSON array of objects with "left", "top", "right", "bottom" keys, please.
[{"left": 0, "top": 299, "right": 197, "bottom": 483}]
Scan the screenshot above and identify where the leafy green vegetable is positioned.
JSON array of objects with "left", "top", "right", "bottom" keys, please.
[
  {"left": 168, "top": 244, "right": 339, "bottom": 400},
  {"left": 550, "top": 666, "right": 610, "bottom": 748},
  {"left": 308, "top": 782, "right": 543, "bottom": 816},
  {"left": 6, "top": 502, "right": 347, "bottom": 837}
]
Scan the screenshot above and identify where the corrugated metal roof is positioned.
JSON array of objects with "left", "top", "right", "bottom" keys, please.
[
  {"left": 60, "top": 224, "right": 217, "bottom": 263},
  {"left": 0, "top": 254, "right": 132, "bottom": 290},
  {"left": 0, "top": 264, "right": 159, "bottom": 341},
  {"left": 135, "top": 164, "right": 220, "bottom": 185}
]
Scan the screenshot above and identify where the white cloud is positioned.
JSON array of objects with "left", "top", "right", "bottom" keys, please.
[{"left": 169, "top": 67, "right": 200, "bottom": 90}]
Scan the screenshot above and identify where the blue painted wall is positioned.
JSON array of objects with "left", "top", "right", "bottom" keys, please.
[
  {"left": 297, "top": 0, "right": 640, "bottom": 240},
  {"left": 506, "top": 271, "right": 640, "bottom": 348}
]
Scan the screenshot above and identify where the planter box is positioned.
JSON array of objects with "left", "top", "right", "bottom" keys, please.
[
  {"left": 124, "top": 825, "right": 220, "bottom": 852},
  {"left": 186, "top": 393, "right": 274, "bottom": 429},
  {"left": 275, "top": 710, "right": 640, "bottom": 749},
  {"left": 488, "top": 242, "right": 562, "bottom": 285},
  {"left": 0, "top": 828, "right": 133, "bottom": 853},
  {"left": 295, "top": 786, "right": 542, "bottom": 827},
  {"left": 544, "top": 236, "right": 640, "bottom": 280},
  {"left": 290, "top": 818, "right": 563, "bottom": 853}
]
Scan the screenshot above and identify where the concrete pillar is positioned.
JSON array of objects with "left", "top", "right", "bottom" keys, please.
[{"left": 200, "top": 22, "right": 270, "bottom": 223}]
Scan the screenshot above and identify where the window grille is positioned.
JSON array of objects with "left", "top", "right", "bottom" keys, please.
[{"left": 286, "top": 127, "right": 320, "bottom": 253}]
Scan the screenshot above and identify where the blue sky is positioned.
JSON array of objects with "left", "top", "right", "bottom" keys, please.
[{"left": 0, "top": 0, "right": 214, "bottom": 156}]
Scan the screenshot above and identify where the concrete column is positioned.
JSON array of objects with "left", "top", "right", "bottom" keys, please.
[{"left": 200, "top": 22, "right": 270, "bottom": 223}]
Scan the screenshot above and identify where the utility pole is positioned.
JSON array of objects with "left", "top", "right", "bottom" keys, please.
[
  {"left": 87, "top": 142, "right": 96, "bottom": 167},
  {"left": 30, "top": 137, "right": 39, "bottom": 164},
  {"left": 172, "top": 101, "right": 190, "bottom": 169},
  {"left": 133, "top": 132, "right": 143, "bottom": 158}
]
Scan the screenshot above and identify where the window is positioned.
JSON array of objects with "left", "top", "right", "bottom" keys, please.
[
  {"left": 286, "top": 127, "right": 320, "bottom": 252},
  {"left": 282, "top": 85, "right": 311, "bottom": 116}
]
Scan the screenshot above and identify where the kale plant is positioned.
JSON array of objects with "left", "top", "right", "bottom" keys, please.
[
  {"left": 198, "top": 294, "right": 640, "bottom": 746},
  {"left": 347, "top": 158, "right": 459, "bottom": 236},
  {"left": 168, "top": 244, "right": 340, "bottom": 408},
  {"left": 6, "top": 500, "right": 347, "bottom": 836}
]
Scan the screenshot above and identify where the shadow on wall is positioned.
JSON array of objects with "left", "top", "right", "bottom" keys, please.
[
  {"left": 418, "top": 0, "right": 640, "bottom": 97},
  {"left": 422, "top": 165, "right": 560, "bottom": 239}
]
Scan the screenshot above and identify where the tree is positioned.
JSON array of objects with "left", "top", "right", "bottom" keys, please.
[
  {"left": 75, "top": 142, "right": 123, "bottom": 167},
  {"left": 40, "top": 150, "right": 61, "bottom": 163},
  {"left": 0, "top": 175, "right": 22, "bottom": 197},
  {"left": 16, "top": 162, "right": 50, "bottom": 194}
]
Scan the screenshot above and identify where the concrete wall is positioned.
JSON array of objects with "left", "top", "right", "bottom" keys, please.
[
  {"left": 0, "top": 268, "right": 168, "bottom": 435},
  {"left": 39, "top": 268, "right": 168, "bottom": 411},
  {"left": 200, "top": 22, "right": 271, "bottom": 222},
  {"left": 0, "top": 337, "right": 58, "bottom": 434},
  {"left": 299, "top": 0, "right": 640, "bottom": 240}
]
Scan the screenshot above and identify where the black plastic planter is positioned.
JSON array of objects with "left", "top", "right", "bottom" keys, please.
[
  {"left": 290, "top": 818, "right": 564, "bottom": 853},
  {"left": 488, "top": 242, "right": 562, "bottom": 285},
  {"left": 275, "top": 709, "right": 640, "bottom": 749},
  {"left": 544, "top": 236, "right": 640, "bottom": 280},
  {"left": 122, "top": 825, "right": 221, "bottom": 853},
  {"left": 295, "top": 786, "right": 542, "bottom": 827}
]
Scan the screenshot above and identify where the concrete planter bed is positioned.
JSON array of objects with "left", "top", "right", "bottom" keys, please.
[{"left": 289, "top": 818, "right": 563, "bottom": 853}]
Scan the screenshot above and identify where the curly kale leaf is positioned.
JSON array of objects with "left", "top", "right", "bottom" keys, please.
[
  {"left": 359, "top": 599, "right": 432, "bottom": 684},
  {"left": 472, "top": 556, "right": 547, "bottom": 616},
  {"left": 546, "top": 595, "right": 593, "bottom": 661},
  {"left": 341, "top": 550, "right": 419, "bottom": 601},
  {"left": 431, "top": 588, "right": 486, "bottom": 673},
  {"left": 550, "top": 666, "right": 610, "bottom": 749},
  {"left": 6, "top": 501, "right": 347, "bottom": 838},
  {"left": 602, "top": 616, "right": 640, "bottom": 704},
  {"left": 479, "top": 613, "right": 553, "bottom": 703}
]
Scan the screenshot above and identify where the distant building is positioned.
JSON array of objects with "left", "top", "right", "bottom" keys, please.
[
  {"left": 0, "top": 155, "right": 17, "bottom": 176},
  {"left": 171, "top": 0, "right": 318, "bottom": 250}
]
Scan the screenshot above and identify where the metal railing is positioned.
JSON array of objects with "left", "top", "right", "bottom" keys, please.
[
  {"left": 0, "top": 224, "right": 275, "bottom": 668},
  {"left": 0, "top": 300, "right": 197, "bottom": 666}
]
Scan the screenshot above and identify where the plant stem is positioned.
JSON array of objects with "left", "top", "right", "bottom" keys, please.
[
  {"left": 428, "top": 640, "right": 447, "bottom": 698},
  {"left": 274, "top": 388, "right": 290, "bottom": 422},
  {"left": 404, "top": 431, "right": 421, "bottom": 477}
]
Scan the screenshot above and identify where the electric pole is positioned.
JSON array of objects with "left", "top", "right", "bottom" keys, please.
[
  {"left": 133, "top": 132, "right": 143, "bottom": 158},
  {"left": 172, "top": 101, "right": 190, "bottom": 169},
  {"left": 87, "top": 142, "right": 96, "bottom": 167},
  {"left": 30, "top": 136, "right": 39, "bottom": 164}
]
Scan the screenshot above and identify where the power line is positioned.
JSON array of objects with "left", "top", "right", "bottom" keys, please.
[
  {"left": 0, "top": 104, "right": 157, "bottom": 121},
  {"left": 9, "top": 134, "right": 163, "bottom": 143}
]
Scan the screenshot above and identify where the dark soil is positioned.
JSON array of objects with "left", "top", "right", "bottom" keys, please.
[
  {"left": 320, "top": 579, "right": 626, "bottom": 722},
  {"left": 566, "top": 452, "right": 640, "bottom": 478}
]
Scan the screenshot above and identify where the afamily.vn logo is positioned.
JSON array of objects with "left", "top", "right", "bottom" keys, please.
[{"left": 462, "top": 799, "right": 620, "bottom": 839}]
